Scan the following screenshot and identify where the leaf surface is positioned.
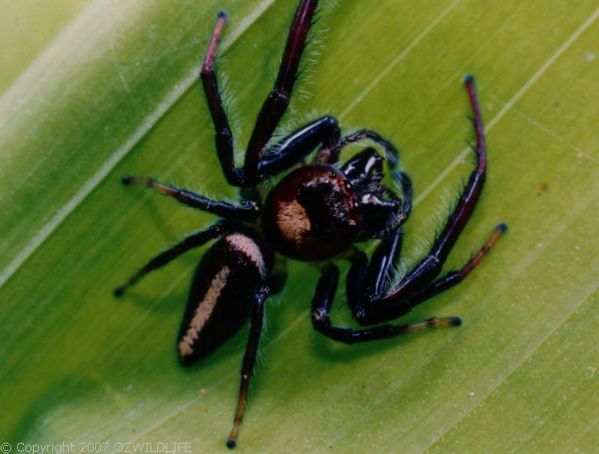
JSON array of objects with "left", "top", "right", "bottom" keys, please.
[{"left": 1, "top": 0, "right": 598, "bottom": 452}]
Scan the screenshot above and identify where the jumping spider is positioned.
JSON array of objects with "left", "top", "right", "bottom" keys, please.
[{"left": 115, "top": 0, "right": 506, "bottom": 448}]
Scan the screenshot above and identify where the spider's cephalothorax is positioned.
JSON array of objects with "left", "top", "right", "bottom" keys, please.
[
  {"left": 114, "top": 0, "right": 506, "bottom": 448},
  {"left": 262, "top": 147, "right": 411, "bottom": 260}
]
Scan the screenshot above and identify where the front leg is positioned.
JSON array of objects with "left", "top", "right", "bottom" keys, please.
[
  {"left": 244, "top": 0, "right": 319, "bottom": 183},
  {"left": 200, "top": 11, "right": 243, "bottom": 185},
  {"left": 387, "top": 76, "right": 489, "bottom": 296},
  {"left": 353, "top": 76, "right": 507, "bottom": 324},
  {"left": 256, "top": 115, "right": 340, "bottom": 178},
  {"left": 201, "top": 1, "right": 319, "bottom": 186}
]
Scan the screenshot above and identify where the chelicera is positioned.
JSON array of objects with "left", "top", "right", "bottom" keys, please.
[{"left": 115, "top": 0, "right": 506, "bottom": 448}]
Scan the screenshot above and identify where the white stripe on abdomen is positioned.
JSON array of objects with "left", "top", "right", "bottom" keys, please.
[
  {"left": 178, "top": 265, "right": 231, "bottom": 357},
  {"left": 225, "top": 233, "right": 267, "bottom": 277}
]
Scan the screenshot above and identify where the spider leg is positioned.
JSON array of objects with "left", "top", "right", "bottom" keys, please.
[
  {"left": 200, "top": 12, "right": 244, "bottom": 186},
  {"left": 114, "top": 221, "right": 233, "bottom": 297},
  {"left": 316, "top": 128, "right": 400, "bottom": 168},
  {"left": 256, "top": 115, "right": 340, "bottom": 178},
  {"left": 409, "top": 223, "right": 507, "bottom": 303},
  {"left": 243, "top": 0, "right": 318, "bottom": 183},
  {"left": 314, "top": 222, "right": 504, "bottom": 344},
  {"left": 311, "top": 265, "right": 460, "bottom": 344},
  {"left": 348, "top": 220, "right": 505, "bottom": 324},
  {"left": 226, "top": 285, "right": 269, "bottom": 449},
  {"left": 386, "top": 169, "right": 413, "bottom": 230},
  {"left": 354, "top": 75, "right": 499, "bottom": 324},
  {"left": 347, "top": 231, "right": 404, "bottom": 310},
  {"left": 121, "top": 176, "right": 260, "bottom": 221}
]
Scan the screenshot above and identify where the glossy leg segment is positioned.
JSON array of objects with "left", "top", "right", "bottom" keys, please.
[
  {"left": 311, "top": 265, "right": 460, "bottom": 344},
  {"left": 244, "top": 0, "right": 319, "bottom": 183},
  {"left": 200, "top": 12, "right": 242, "bottom": 185},
  {"left": 226, "top": 286, "right": 269, "bottom": 449},
  {"left": 114, "top": 222, "right": 233, "bottom": 296},
  {"left": 367, "top": 239, "right": 403, "bottom": 301},
  {"left": 257, "top": 116, "right": 340, "bottom": 178},
  {"left": 122, "top": 176, "right": 260, "bottom": 221}
]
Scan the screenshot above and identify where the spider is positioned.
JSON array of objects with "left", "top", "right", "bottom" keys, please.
[{"left": 115, "top": 0, "right": 506, "bottom": 448}]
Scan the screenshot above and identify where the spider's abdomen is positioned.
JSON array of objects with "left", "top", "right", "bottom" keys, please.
[
  {"left": 177, "top": 231, "right": 272, "bottom": 364},
  {"left": 262, "top": 165, "right": 360, "bottom": 260}
]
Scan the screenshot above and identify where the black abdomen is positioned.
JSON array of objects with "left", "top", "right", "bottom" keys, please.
[{"left": 177, "top": 231, "right": 272, "bottom": 365}]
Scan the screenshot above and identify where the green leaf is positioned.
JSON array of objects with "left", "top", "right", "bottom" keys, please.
[{"left": 1, "top": 0, "right": 598, "bottom": 452}]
